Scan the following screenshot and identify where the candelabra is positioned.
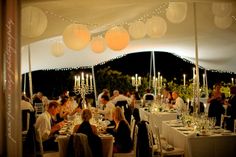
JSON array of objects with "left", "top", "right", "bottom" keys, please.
[
  {"left": 131, "top": 74, "right": 141, "bottom": 92},
  {"left": 74, "top": 72, "right": 93, "bottom": 109}
]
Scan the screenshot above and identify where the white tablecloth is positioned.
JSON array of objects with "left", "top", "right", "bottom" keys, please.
[
  {"left": 162, "top": 121, "right": 236, "bottom": 157},
  {"left": 57, "top": 134, "right": 114, "bottom": 157},
  {"left": 139, "top": 108, "right": 177, "bottom": 134}
]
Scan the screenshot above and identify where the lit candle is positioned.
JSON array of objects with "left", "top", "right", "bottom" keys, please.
[
  {"left": 131, "top": 76, "right": 135, "bottom": 86},
  {"left": 81, "top": 72, "right": 84, "bottom": 81},
  {"left": 90, "top": 75, "right": 92, "bottom": 87},
  {"left": 135, "top": 74, "right": 138, "bottom": 84},
  {"left": 203, "top": 74, "right": 206, "bottom": 88},
  {"left": 153, "top": 76, "right": 156, "bottom": 87},
  {"left": 138, "top": 76, "right": 141, "bottom": 85},
  {"left": 183, "top": 74, "right": 186, "bottom": 86},
  {"left": 78, "top": 76, "right": 80, "bottom": 87},
  {"left": 231, "top": 78, "right": 234, "bottom": 85},
  {"left": 86, "top": 74, "right": 89, "bottom": 86}
]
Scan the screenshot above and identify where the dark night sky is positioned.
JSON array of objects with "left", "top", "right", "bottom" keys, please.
[{"left": 28, "top": 52, "right": 235, "bottom": 97}]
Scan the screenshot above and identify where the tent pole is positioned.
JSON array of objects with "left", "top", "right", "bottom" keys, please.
[
  {"left": 152, "top": 51, "right": 157, "bottom": 97},
  {"left": 28, "top": 45, "right": 33, "bottom": 101},
  {"left": 23, "top": 73, "right": 26, "bottom": 94},
  {"left": 193, "top": 2, "right": 200, "bottom": 113},
  {"left": 91, "top": 66, "right": 98, "bottom": 106}
]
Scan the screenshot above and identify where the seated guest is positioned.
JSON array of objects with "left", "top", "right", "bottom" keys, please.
[
  {"left": 97, "top": 95, "right": 115, "bottom": 121},
  {"left": 21, "top": 94, "right": 34, "bottom": 112},
  {"left": 109, "top": 107, "right": 133, "bottom": 153},
  {"left": 73, "top": 109, "right": 102, "bottom": 157},
  {"left": 110, "top": 90, "right": 131, "bottom": 105},
  {"left": 35, "top": 101, "right": 65, "bottom": 151},
  {"left": 170, "top": 91, "right": 186, "bottom": 114}
]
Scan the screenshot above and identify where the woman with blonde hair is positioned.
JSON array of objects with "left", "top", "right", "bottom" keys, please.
[
  {"left": 110, "top": 107, "right": 133, "bottom": 153},
  {"left": 73, "top": 109, "right": 102, "bottom": 157}
]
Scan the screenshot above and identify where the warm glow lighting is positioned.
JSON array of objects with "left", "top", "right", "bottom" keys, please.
[
  {"left": 21, "top": 6, "right": 48, "bottom": 38},
  {"left": 105, "top": 26, "right": 130, "bottom": 51},
  {"left": 63, "top": 24, "right": 91, "bottom": 51},
  {"left": 146, "top": 16, "right": 167, "bottom": 38},
  {"left": 91, "top": 36, "right": 106, "bottom": 53}
]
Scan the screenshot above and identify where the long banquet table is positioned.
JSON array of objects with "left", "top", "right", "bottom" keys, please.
[
  {"left": 162, "top": 120, "right": 236, "bottom": 157},
  {"left": 139, "top": 108, "right": 177, "bottom": 134}
]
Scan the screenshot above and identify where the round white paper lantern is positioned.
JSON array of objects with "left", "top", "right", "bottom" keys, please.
[
  {"left": 214, "top": 16, "right": 232, "bottom": 29},
  {"left": 51, "top": 42, "right": 64, "bottom": 57},
  {"left": 21, "top": 6, "right": 48, "bottom": 38},
  {"left": 146, "top": 16, "right": 167, "bottom": 38},
  {"left": 128, "top": 21, "right": 146, "bottom": 39},
  {"left": 105, "top": 26, "right": 130, "bottom": 51},
  {"left": 166, "top": 2, "right": 187, "bottom": 24},
  {"left": 212, "top": 2, "right": 232, "bottom": 17},
  {"left": 91, "top": 36, "right": 106, "bottom": 53},
  {"left": 63, "top": 24, "right": 91, "bottom": 51}
]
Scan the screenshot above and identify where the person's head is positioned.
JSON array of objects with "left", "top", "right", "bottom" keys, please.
[
  {"left": 112, "top": 106, "right": 125, "bottom": 123},
  {"left": 214, "top": 83, "right": 221, "bottom": 91},
  {"left": 101, "top": 94, "right": 109, "bottom": 104},
  {"left": 103, "top": 89, "right": 109, "bottom": 95},
  {"left": 113, "top": 90, "right": 119, "bottom": 97},
  {"left": 36, "top": 92, "right": 43, "bottom": 99},
  {"left": 60, "top": 97, "right": 69, "bottom": 106},
  {"left": 81, "top": 109, "right": 92, "bottom": 121},
  {"left": 146, "top": 88, "right": 151, "bottom": 93},
  {"left": 172, "top": 91, "right": 179, "bottom": 100},
  {"left": 48, "top": 101, "right": 60, "bottom": 116}
]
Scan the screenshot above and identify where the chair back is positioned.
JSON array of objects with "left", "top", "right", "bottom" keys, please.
[
  {"left": 130, "top": 116, "right": 136, "bottom": 140},
  {"left": 35, "top": 103, "right": 44, "bottom": 117}
]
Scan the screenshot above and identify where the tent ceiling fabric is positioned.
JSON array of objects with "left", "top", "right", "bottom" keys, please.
[{"left": 21, "top": 0, "right": 236, "bottom": 74}]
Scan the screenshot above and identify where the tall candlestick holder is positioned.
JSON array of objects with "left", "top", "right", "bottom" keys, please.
[
  {"left": 131, "top": 74, "right": 141, "bottom": 92},
  {"left": 74, "top": 72, "right": 93, "bottom": 109}
]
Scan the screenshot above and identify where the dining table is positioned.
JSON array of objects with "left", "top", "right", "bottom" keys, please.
[
  {"left": 139, "top": 107, "right": 177, "bottom": 134},
  {"left": 162, "top": 120, "right": 236, "bottom": 157},
  {"left": 56, "top": 113, "right": 114, "bottom": 157}
]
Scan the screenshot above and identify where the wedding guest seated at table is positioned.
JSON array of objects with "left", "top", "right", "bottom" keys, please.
[
  {"left": 35, "top": 101, "right": 65, "bottom": 151},
  {"left": 108, "top": 106, "right": 133, "bottom": 153},
  {"left": 97, "top": 94, "right": 115, "bottom": 122},
  {"left": 170, "top": 91, "right": 186, "bottom": 114},
  {"left": 98, "top": 88, "right": 110, "bottom": 109},
  {"left": 143, "top": 88, "right": 155, "bottom": 101},
  {"left": 56, "top": 98, "right": 71, "bottom": 122},
  {"left": 162, "top": 87, "right": 173, "bottom": 104},
  {"left": 73, "top": 109, "right": 103, "bottom": 157},
  {"left": 111, "top": 90, "right": 131, "bottom": 105}
]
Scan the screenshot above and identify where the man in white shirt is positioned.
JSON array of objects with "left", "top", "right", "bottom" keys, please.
[
  {"left": 98, "top": 95, "right": 115, "bottom": 121},
  {"left": 35, "top": 101, "right": 65, "bottom": 151},
  {"left": 171, "top": 91, "right": 186, "bottom": 113},
  {"left": 110, "top": 90, "right": 131, "bottom": 105}
]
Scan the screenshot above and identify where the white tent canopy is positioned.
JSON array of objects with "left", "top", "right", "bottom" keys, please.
[{"left": 21, "top": 0, "right": 236, "bottom": 74}]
